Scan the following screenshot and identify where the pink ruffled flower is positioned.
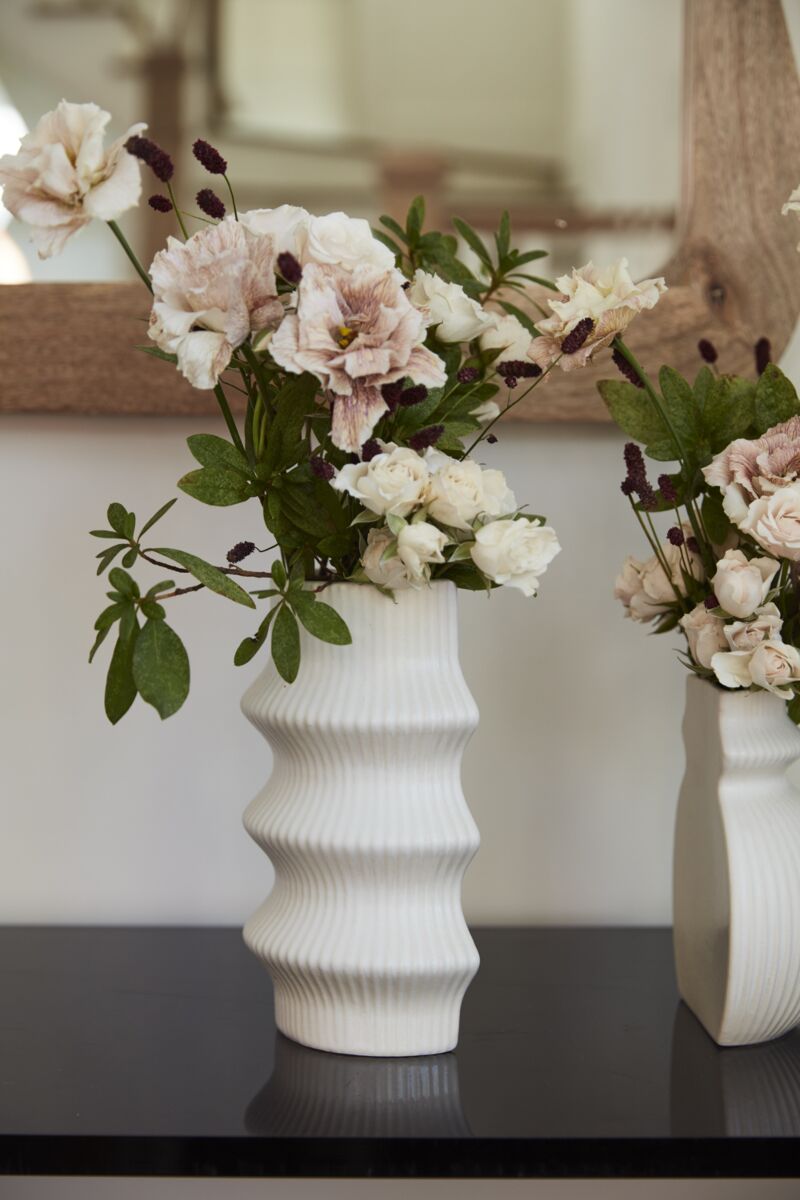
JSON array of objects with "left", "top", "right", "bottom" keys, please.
[
  {"left": 270, "top": 262, "right": 446, "bottom": 452},
  {"left": 703, "top": 416, "right": 800, "bottom": 524}
]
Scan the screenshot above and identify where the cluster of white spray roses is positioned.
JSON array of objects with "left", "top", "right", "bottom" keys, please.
[{"left": 334, "top": 443, "right": 560, "bottom": 594}]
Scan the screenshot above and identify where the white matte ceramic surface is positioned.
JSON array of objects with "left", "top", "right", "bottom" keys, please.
[
  {"left": 241, "top": 581, "right": 480, "bottom": 1057},
  {"left": 673, "top": 675, "right": 800, "bottom": 1046}
]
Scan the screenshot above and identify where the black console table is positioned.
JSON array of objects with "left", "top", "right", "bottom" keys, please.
[{"left": 0, "top": 926, "right": 797, "bottom": 1178}]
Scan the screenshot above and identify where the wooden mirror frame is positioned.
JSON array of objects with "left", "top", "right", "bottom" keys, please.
[{"left": 1, "top": 0, "right": 798, "bottom": 421}]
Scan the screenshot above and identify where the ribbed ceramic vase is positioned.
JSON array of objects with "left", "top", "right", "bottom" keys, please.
[
  {"left": 673, "top": 675, "right": 800, "bottom": 1046},
  {"left": 241, "top": 581, "right": 480, "bottom": 1057}
]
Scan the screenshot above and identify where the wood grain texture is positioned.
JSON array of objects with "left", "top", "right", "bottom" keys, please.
[{"left": 0, "top": 0, "right": 798, "bottom": 421}]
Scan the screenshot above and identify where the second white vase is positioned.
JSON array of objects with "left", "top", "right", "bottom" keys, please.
[
  {"left": 241, "top": 581, "right": 480, "bottom": 1058},
  {"left": 673, "top": 675, "right": 800, "bottom": 1046}
]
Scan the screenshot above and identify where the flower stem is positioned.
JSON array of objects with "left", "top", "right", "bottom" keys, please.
[
  {"left": 224, "top": 174, "right": 239, "bottom": 220},
  {"left": 461, "top": 357, "right": 560, "bottom": 459},
  {"left": 213, "top": 382, "right": 246, "bottom": 458},
  {"left": 107, "top": 220, "right": 152, "bottom": 292},
  {"left": 167, "top": 182, "right": 189, "bottom": 239}
]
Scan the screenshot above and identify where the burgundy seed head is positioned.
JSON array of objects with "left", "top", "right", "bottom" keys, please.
[
  {"left": 408, "top": 425, "right": 444, "bottom": 452},
  {"left": 457, "top": 366, "right": 480, "bottom": 384},
  {"left": 623, "top": 442, "right": 648, "bottom": 493},
  {"left": 658, "top": 473, "right": 678, "bottom": 503},
  {"left": 277, "top": 251, "right": 302, "bottom": 284},
  {"left": 399, "top": 384, "right": 428, "bottom": 407},
  {"left": 361, "top": 439, "right": 382, "bottom": 462},
  {"left": 704, "top": 593, "right": 720, "bottom": 610},
  {"left": 196, "top": 188, "right": 225, "bottom": 219},
  {"left": 505, "top": 376, "right": 518, "bottom": 389},
  {"left": 697, "top": 338, "right": 718, "bottom": 364},
  {"left": 667, "top": 526, "right": 685, "bottom": 546},
  {"left": 226, "top": 540, "right": 255, "bottom": 564},
  {"left": 497, "top": 359, "right": 526, "bottom": 378},
  {"left": 612, "top": 346, "right": 645, "bottom": 388},
  {"left": 755, "top": 337, "right": 772, "bottom": 376},
  {"left": 125, "top": 135, "right": 174, "bottom": 183},
  {"left": 560, "top": 316, "right": 594, "bottom": 355},
  {"left": 380, "top": 380, "right": 405, "bottom": 411},
  {"left": 687, "top": 536, "right": 700, "bottom": 554},
  {"left": 192, "top": 138, "right": 227, "bottom": 175},
  {"left": 309, "top": 455, "right": 335, "bottom": 481},
  {"left": 620, "top": 478, "right": 635, "bottom": 497},
  {"left": 148, "top": 193, "right": 173, "bottom": 213},
  {"left": 487, "top": 433, "right": 498, "bottom": 444}
]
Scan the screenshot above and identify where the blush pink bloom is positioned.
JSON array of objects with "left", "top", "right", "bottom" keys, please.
[
  {"left": 148, "top": 216, "right": 284, "bottom": 390},
  {"left": 529, "top": 259, "right": 667, "bottom": 373},
  {"left": 270, "top": 262, "right": 446, "bottom": 452},
  {"left": 703, "top": 416, "right": 800, "bottom": 524},
  {"left": 0, "top": 100, "right": 145, "bottom": 258}
]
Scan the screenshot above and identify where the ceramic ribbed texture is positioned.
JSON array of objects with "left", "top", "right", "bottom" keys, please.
[
  {"left": 241, "top": 582, "right": 480, "bottom": 1057},
  {"left": 674, "top": 675, "right": 800, "bottom": 1046}
]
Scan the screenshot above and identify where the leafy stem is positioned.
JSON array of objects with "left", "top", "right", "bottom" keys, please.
[{"left": 107, "top": 220, "right": 152, "bottom": 292}]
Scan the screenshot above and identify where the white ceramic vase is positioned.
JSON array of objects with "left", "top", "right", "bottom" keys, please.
[
  {"left": 673, "top": 674, "right": 800, "bottom": 1046},
  {"left": 241, "top": 581, "right": 480, "bottom": 1057}
]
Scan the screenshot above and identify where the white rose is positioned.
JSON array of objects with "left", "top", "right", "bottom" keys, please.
[
  {"left": 749, "top": 639, "right": 800, "bottom": 697},
  {"left": 479, "top": 312, "right": 533, "bottom": 363},
  {"left": 362, "top": 526, "right": 412, "bottom": 591},
  {"left": 0, "top": 100, "right": 145, "bottom": 258},
  {"left": 424, "top": 450, "right": 516, "bottom": 531},
  {"left": 396, "top": 521, "right": 448, "bottom": 586},
  {"left": 712, "top": 549, "right": 778, "bottom": 619},
  {"left": 680, "top": 604, "right": 728, "bottom": 669},
  {"left": 711, "top": 649, "right": 755, "bottom": 690},
  {"left": 470, "top": 518, "right": 560, "bottom": 597},
  {"left": 333, "top": 445, "right": 429, "bottom": 518},
  {"left": 239, "top": 205, "right": 309, "bottom": 259},
  {"left": 739, "top": 483, "right": 800, "bottom": 561},
  {"left": 303, "top": 211, "right": 395, "bottom": 271},
  {"left": 724, "top": 603, "right": 783, "bottom": 651},
  {"left": 470, "top": 400, "right": 501, "bottom": 423},
  {"left": 407, "top": 269, "right": 493, "bottom": 343},
  {"left": 614, "top": 556, "right": 658, "bottom": 621}
]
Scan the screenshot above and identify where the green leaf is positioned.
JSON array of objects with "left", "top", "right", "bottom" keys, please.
[
  {"left": 702, "top": 489, "right": 733, "bottom": 546},
  {"left": 107, "top": 502, "right": 128, "bottom": 534},
  {"left": 406, "top": 195, "right": 425, "bottom": 241},
  {"left": 788, "top": 694, "right": 800, "bottom": 725},
  {"left": 446, "top": 542, "right": 475, "bottom": 562},
  {"left": 136, "top": 344, "right": 178, "bottom": 365},
  {"left": 153, "top": 548, "right": 256, "bottom": 608},
  {"left": 96, "top": 544, "right": 127, "bottom": 575},
  {"left": 510, "top": 249, "right": 549, "bottom": 267},
  {"left": 371, "top": 229, "right": 403, "bottom": 258},
  {"left": 108, "top": 567, "right": 138, "bottom": 598},
  {"left": 753, "top": 363, "right": 800, "bottom": 433},
  {"left": 703, "top": 376, "right": 755, "bottom": 450},
  {"left": 693, "top": 365, "right": 715, "bottom": 411},
  {"left": 122, "top": 511, "right": 136, "bottom": 539},
  {"left": 658, "top": 366, "right": 701, "bottom": 446},
  {"left": 186, "top": 434, "right": 248, "bottom": 473},
  {"left": 442, "top": 562, "right": 495, "bottom": 591},
  {"left": 378, "top": 214, "right": 409, "bottom": 244},
  {"left": 290, "top": 592, "right": 352, "bottom": 645},
  {"left": 498, "top": 301, "right": 538, "bottom": 338},
  {"left": 271, "top": 561, "right": 287, "bottom": 590},
  {"left": 494, "top": 210, "right": 511, "bottom": 261},
  {"left": 178, "top": 466, "right": 254, "bottom": 507},
  {"left": 145, "top": 580, "right": 175, "bottom": 597},
  {"left": 122, "top": 547, "right": 138, "bottom": 568},
  {"left": 234, "top": 607, "right": 278, "bottom": 666},
  {"left": 88, "top": 623, "right": 112, "bottom": 664},
  {"left": 104, "top": 617, "right": 139, "bottom": 724},
  {"left": 598, "top": 379, "right": 666, "bottom": 445},
  {"left": 140, "top": 599, "right": 166, "bottom": 620},
  {"left": 132, "top": 618, "right": 190, "bottom": 719},
  {"left": 271, "top": 603, "right": 301, "bottom": 683},
  {"left": 453, "top": 217, "right": 492, "bottom": 268},
  {"left": 90, "top": 529, "right": 124, "bottom": 540},
  {"left": 263, "top": 374, "right": 320, "bottom": 476},
  {"left": 138, "top": 497, "right": 178, "bottom": 538}
]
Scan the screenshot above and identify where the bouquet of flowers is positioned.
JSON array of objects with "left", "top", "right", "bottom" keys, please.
[
  {"left": 609, "top": 188, "right": 800, "bottom": 719},
  {"left": 0, "top": 101, "right": 568, "bottom": 722}
]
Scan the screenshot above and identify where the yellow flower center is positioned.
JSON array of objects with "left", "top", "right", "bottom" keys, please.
[{"left": 337, "top": 325, "right": 357, "bottom": 349}]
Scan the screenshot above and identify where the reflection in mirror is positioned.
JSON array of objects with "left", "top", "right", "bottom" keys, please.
[
  {"left": 245, "top": 1033, "right": 471, "bottom": 1138},
  {"left": 0, "top": 0, "right": 681, "bottom": 282},
  {"left": 671, "top": 1002, "right": 800, "bottom": 1137}
]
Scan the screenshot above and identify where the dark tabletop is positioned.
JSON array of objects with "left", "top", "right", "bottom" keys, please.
[{"left": 0, "top": 926, "right": 798, "bottom": 1179}]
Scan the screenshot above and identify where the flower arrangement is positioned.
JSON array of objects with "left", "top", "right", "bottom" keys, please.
[
  {"left": 607, "top": 189, "right": 800, "bottom": 719},
  {"left": 0, "top": 101, "right": 570, "bottom": 722}
]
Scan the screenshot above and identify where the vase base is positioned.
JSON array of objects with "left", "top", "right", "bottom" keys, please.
[{"left": 273, "top": 989, "right": 465, "bottom": 1058}]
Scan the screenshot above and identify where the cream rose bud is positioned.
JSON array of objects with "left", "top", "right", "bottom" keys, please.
[
  {"left": 303, "top": 211, "right": 395, "bottom": 271},
  {"left": 711, "top": 649, "right": 754, "bottom": 690},
  {"left": 479, "top": 312, "right": 532, "bottom": 363},
  {"left": 749, "top": 639, "right": 800, "bottom": 697},
  {"left": 470, "top": 400, "right": 501, "bottom": 424},
  {"left": 680, "top": 604, "right": 728, "bottom": 669},
  {"left": 712, "top": 549, "right": 779, "bottom": 619},
  {"left": 470, "top": 518, "right": 560, "bottom": 597},
  {"left": 361, "top": 527, "right": 412, "bottom": 591},
  {"left": 407, "top": 270, "right": 494, "bottom": 343},
  {"left": 739, "top": 483, "right": 800, "bottom": 561},
  {"left": 724, "top": 603, "right": 783, "bottom": 651},
  {"left": 239, "top": 205, "right": 309, "bottom": 258},
  {"left": 396, "top": 521, "right": 448, "bottom": 586},
  {"left": 333, "top": 445, "right": 429, "bottom": 517},
  {"left": 424, "top": 450, "right": 516, "bottom": 531}
]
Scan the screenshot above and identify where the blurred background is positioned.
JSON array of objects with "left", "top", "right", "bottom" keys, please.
[{"left": 0, "top": 0, "right": 799, "bottom": 933}]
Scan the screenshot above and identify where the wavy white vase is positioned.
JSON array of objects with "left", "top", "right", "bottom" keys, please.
[
  {"left": 241, "top": 581, "right": 480, "bottom": 1057},
  {"left": 673, "top": 675, "right": 800, "bottom": 1046}
]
